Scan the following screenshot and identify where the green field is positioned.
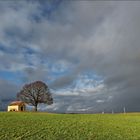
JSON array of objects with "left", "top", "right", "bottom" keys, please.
[{"left": 1, "top": 112, "right": 140, "bottom": 140}]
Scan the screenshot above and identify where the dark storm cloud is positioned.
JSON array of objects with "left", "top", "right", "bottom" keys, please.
[
  {"left": 0, "top": 79, "right": 22, "bottom": 110},
  {"left": 0, "top": 79, "right": 18, "bottom": 101},
  {"left": 46, "top": 2, "right": 140, "bottom": 112}
]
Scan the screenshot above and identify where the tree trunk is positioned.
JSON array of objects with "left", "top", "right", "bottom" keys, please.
[{"left": 34, "top": 105, "right": 37, "bottom": 112}]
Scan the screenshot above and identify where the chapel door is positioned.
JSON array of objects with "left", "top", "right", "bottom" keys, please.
[{"left": 21, "top": 106, "right": 23, "bottom": 111}]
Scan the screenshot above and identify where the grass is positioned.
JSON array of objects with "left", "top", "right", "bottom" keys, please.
[{"left": 0, "top": 112, "right": 140, "bottom": 140}]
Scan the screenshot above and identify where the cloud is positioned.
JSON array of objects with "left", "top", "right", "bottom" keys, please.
[
  {"left": 0, "top": 1, "right": 140, "bottom": 112},
  {"left": 96, "top": 100, "right": 105, "bottom": 103},
  {"left": 0, "top": 79, "right": 18, "bottom": 108}
]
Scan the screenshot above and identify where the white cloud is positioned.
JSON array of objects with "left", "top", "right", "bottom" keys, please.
[{"left": 96, "top": 100, "right": 105, "bottom": 103}]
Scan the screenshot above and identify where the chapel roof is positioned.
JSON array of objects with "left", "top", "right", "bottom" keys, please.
[{"left": 9, "top": 101, "right": 25, "bottom": 106}]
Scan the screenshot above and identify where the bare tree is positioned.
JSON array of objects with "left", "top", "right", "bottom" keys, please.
[{"left": 17, "top": 81, "right": 53, "bottom": 111}]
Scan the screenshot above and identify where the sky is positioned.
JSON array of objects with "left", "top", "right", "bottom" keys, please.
[{"left": 0, "top": 0, "right": 140, "bottom": 113}]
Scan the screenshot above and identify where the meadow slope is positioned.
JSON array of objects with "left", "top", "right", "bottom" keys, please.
[{"left": 0, "top": 112, "right": 140, "bottom": 140}]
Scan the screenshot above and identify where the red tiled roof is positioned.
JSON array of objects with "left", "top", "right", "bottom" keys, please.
[{"left": 9, "top": 101, "right": 25, "bottom": 106}]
